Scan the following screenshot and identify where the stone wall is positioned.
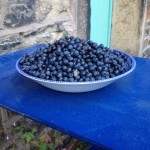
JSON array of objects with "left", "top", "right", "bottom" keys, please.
[
  {"left": 111, "top": 0, "right": 142, "bottom": 56},
  {"left": 140, "top": 0, "right": 150, "bottom": 58},
  {"left": 1, "top": 0, "right": 147, "bottom": 57},
  {"left": 0, "top": 0, "right": 76, "bottom": 54}
]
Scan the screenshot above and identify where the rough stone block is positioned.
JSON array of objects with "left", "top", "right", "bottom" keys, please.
[
  {"left": 147, "top": 3, "right": 150, "bottom": 21},
  {"left": 143, "top": 48, "right": 150, "bottom": 58},
  {"left": 34, "top": 0, "right": 52, "bottom": 22},
  {"left": 4, "top": 0, "right": 35, "bottom": 28},
  {"left": 111, "top": 0, "right": 142, "bottom": 55},
  {"left": 0, "top": 34, "right": 22, "bottom": 51}
]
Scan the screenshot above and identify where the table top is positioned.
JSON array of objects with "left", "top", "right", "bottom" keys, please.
[{"left": 0, "top": 45, "right": 150, "bottom": 150}]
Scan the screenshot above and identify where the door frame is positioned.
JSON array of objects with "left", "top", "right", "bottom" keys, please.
[{"left": 90, "top": 0, "right": 113, "bottom": 47}]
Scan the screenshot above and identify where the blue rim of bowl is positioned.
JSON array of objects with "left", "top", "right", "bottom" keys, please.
[{"left": 16, "top": 50, "right": 136, "bottom": 85}]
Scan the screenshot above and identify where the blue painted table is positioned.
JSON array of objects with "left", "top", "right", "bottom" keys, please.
[{"left": 0, "top": 45, "right": 150, "bottom": 150}]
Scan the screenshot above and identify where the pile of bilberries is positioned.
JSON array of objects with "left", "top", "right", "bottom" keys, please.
[{"left": 19, "top": 36, "right": 131, "bottom": 82}]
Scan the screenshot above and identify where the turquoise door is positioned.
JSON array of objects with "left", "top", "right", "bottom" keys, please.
[{"left": 90, "top": 0, "right": 113, "bottom": 47}]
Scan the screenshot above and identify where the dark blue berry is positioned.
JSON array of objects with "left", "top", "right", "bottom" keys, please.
[
  {"left": 30, "top": 65, "right": 38, "bottom": 71},
  {"left": 46, "top": 71, "right": 51, "bottom": 76},
  {"left": 40, "top": 74, "right": 46, "bottom": 79},
  {"left": 93, "top": 71, "right": 99, "bottom": 77},
  {"left": 90, "top": 77, "right": 95, "bottom": 81},
  {"left": 64, "top": 51, "right": 69, "bottom": 55},
  {"left": 95, "top": 76, "right": 101, "bottom": 80},
  {"left": 114, "top": 70, "right": 120, "bottom": 75},
  {"left": 63, "top": 77, "right": 68, "bottom": 81},
  {"left": 51, "top": 77, "right": 57, "bottom": 81},
  {"left": 68, "top": 57, "right": 73, "bottom": 61},
  {"left": 104, "top": 58, "right": 110, "bottom": 63},
  {"left": 34, "top": 71, "right": 40, "bottom": 77},
  {"left": 63, "top": 59, "right": 68, "bottom": 65},
  {"left": 89, "top": 66, "right": 96, "bottom": 71},
  {"left": 78, "top": 66, "right": 84, "bottom": 71},
  {"left": 68, "top": 62, "right": 74, "bottom": 67},
  {"left": 67, "top": 68, "right": 72, "bottom": 73},
  {"left": 73, "top": 51, "right": 79, "bottom": 57},
  {"left": 57, "top": 72, "right": 62, "bottom": 77},
  {"left": 99, "top": 44, "right": 104, "bottom": 48},
  {"left": 69, "top": 78, "right": 74, "bottom": 82},
  {"left": 84, "top": 77, "right": 90, "bottom": 81},
  {"left": 56, "top": 65, "right": 61, "bottom": 70},
  {"left": 68, "top": 45, "right": 73, "bottom": 49},
  {"left": 62, "top": 66, "right": 67, "bottom": 71},
  {"left": 86, "top": 72, "right": 92, "bottom": 77}
]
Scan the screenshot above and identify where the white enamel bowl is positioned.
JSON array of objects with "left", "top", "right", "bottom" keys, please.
[{"left": 16, "top": 50, "right": 136, "bottom": 93}]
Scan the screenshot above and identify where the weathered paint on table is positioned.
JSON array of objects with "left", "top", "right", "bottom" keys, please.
[{"left": 0, "top": 45, "right": 150, "bottom": 150}]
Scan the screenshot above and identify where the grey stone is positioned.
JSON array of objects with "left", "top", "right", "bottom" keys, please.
[
  {"left": 20, "top": 30, "right": 37, "bottom": 38},
  {"left": 3, "top": 0, "right": 35, "bottom": 28},
  {"left": 20, "top": 22, "right": 64, "bottom": 38},
  {"left": 111, "top": 0, "right": 142, "bottom": 55},
  {"left": 76, "top": 0, "right": 90, "bottom": 39},
  {"left": 34, "top": 0, "right": 52, "bottom": 22},
  {"left": 0, "top": 0, "right": 76, "bottom": 54},
  {"left": 143, "top": 48, "right": 150, "bottom": 58},
  {"left": 0, "top": 34, "right": 22, "bottom": 51}
]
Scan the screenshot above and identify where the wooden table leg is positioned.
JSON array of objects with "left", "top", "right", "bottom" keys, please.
[{"left": 0, "top": 108, "right": 23, "bottom": 139}]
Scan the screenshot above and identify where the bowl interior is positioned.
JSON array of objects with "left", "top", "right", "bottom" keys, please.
[{"left": 16, "top": 49, "right": 136, "bottom": 85}]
